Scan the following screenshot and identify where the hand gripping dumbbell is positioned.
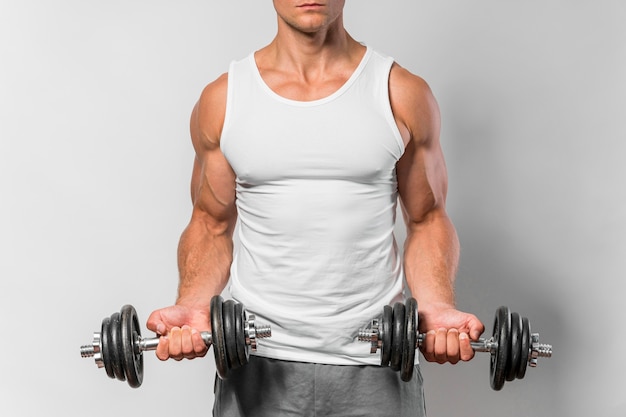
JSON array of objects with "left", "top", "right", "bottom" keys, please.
[
  {"left": 80, "top": 295, "right": 271, "bottom": 388},
  {"left": 357, "top": 298, "right": 553, "bottom": 390}
]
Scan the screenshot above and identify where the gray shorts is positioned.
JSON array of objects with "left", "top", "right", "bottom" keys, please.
[{"left": 213, "top": 356, "right": 426, "bottom": 417}]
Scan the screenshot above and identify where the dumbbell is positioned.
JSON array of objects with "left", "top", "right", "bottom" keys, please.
[
  {"left": 357, "top": 298, "right": 552, "bottom": 390},
  {"left": 80, "top": 295, "right": 271, "bottom": 388}
]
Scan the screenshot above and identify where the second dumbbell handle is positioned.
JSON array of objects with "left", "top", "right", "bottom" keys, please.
[
  {"left": 417, "top": 333, "right": 552, "bottom": 358},
  {"left": 137, "top": 332, "right": 213, "bottom": 352},
  {"left": 360, "top": 324, "right": 497, "bottom": 354},
  {"left": 415, "top": 334, "right": 495, "bottom": 353}
]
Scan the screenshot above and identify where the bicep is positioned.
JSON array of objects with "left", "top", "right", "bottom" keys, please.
[
  {"left": 397, "top": 136, "right": 449, "bottom": 225},
  {"left": 190, "top": 147, "right": 237, "bottom": 226},
  {"left": 392, "top": 74, "right": 448, "bottom": 225},
  {"left": 188, "top": 76, "right": 237, "bottom": 230}
]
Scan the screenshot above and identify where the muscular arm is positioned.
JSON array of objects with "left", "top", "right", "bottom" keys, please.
[
  {"left": 391, "top": 64, "right": 458, "bottom": 311},
  {"left": 177, "top": 73, "right": 237, "bottom": 309},
  {"left": 390, "top": 64, "right": 483, "bottom": 363},
  {"left": 147, "top": 74, "right": 237, "bottom": 360}
]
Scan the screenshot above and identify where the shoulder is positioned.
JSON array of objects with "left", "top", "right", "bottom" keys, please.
[
  {"left": 196, "top": 72, "right": 229, "bottom": 132},
  {"left": 388, "top": 63, "right": 440, "bottom": 145},
  {"left": 191, "top": 72, "right": 229, "bottom": 152},
  {"left": 198, "top": 72, "right": 229, "bottom": 109},
  {"left": 389, "top": 62, "right": 435, "bottom": 105}
]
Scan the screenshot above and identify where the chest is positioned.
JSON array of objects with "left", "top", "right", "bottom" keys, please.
[{"left": 221, "top": 100, "right": 402, "bottom": 186}]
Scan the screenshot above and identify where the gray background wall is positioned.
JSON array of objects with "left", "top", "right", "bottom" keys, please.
[{"left": 1, "top": 1, "right": 624, "bottom": 416}]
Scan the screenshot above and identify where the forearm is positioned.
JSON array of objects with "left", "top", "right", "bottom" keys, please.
[
  {"left": 175, "top": 217, "right": 234, "bottom": 309},
  {"left": 403, "top": 210, "right": 459, "bottom": 312}
]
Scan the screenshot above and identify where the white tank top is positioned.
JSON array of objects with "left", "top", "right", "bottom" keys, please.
[{"left": 221, "top": 47, "right": 406, "bottom": 365}]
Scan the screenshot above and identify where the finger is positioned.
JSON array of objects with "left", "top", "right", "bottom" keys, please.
[
  {"left": 459, "top": 332, "right": 475, "bottom": 361},
  {"left": 191, "top": 328, "right": 209, "bottom": 357},
  {"left": 446, "top": 329, "right": 461, "bottom": 364},
  {"left": 434, "top": 328, "right": 448, "bottom": 364},
  {"left": 168, "top": 327, "right": 183, "bottom": 361},
  {"left": 181, "top": 325, "right": 195, "bottom": 359},
  {"left": 470, "top": 320, "right": 485, "bottom": 341},
  {"left": 464, "top": 313, "right": 485, "bottom": 341},
  {"left": 146, "top": 311, "right": 166, "bottom": 335},
  {"left": 155, "top": 335, "right": 170, "bottom": 361},
  {"left": 421, "top": 330, "right": 436, "bottom": 362}
]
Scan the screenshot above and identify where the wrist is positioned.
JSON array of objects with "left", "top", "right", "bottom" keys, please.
[
  {"left": 416, "top": 300, "right": 456, "bottom": 314},
  {"left": 175, "top": 295, "right": 213, "bottom": 310}
]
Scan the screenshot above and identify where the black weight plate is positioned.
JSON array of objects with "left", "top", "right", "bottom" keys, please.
[
  {"left": 401, "top": 298, "right": 417, "bottom": 382},
  {"left": 121, "top": 304, "right": 143, "bottom": 388},
  {"left": 210, "top": 295, "right": 229, "bottom": 379},
  {"left": 517, "top": 317, "right": 531, "bottom": 380},
  {"left": 490, "top": 306, "right": 510, "bottom": 391},
  {"left": 234, "top": 302, "right": 248, "bottom": 366},
  {"left": 380, "top": 305, "right": 393, "bottom": 367},
  {"left": 108, "top": 312, "right": 126, "bottom": 381},
  {"left": 506, "top": 312, "right": 522, "bottom": 382},
  {"left": 100, "top": 316, "right": 115, "bottom": 379},
  {"left": 390, "top": 302, "right": 406, "bottom": 372},
  {"left": 222, "top": 300, "right": 240, "bottom": 370}
]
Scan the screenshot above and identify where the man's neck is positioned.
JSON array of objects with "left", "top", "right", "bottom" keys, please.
[{"left": 261, "top": 18, "right": 362, "bottom": 79}]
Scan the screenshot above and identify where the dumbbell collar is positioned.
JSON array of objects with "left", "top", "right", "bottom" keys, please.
[
  {"left": 529, "top": 333, "right": 552, "bottom": 366},
  {"left": 80, "top": 332, "right": 105, "bottom": 368},
  {"left": 358, "top": 319, "right": 381, "bottom": 354}
]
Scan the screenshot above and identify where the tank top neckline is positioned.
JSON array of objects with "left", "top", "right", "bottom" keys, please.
[{"left": 249, "top": 46, "right": 373, "bottom": 107}]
